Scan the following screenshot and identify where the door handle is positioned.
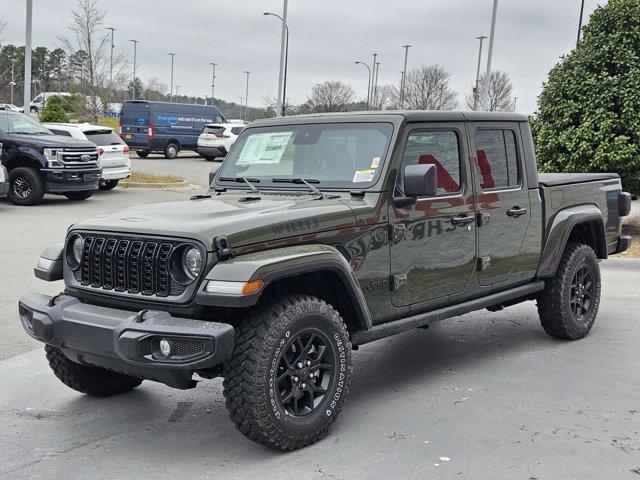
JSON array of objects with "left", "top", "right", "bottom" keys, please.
[
  {"left": 506, "top": 206, "right": 528, "bottom": 218},
  {"left": 450, "top": 214, "right": 475, "bottom": 226}
]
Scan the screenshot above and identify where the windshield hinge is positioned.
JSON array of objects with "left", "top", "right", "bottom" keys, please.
[{"left": 214, "top": 236, "right": 234, "bottom": 261}]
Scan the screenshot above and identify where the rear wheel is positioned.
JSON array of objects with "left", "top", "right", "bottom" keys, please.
[
  {"left": 136, "top": 149, "right": 150, "bottom": 158},
  {"left": 164, "top": 142, "right": 179, "bottom": 159},
  {"left": 45, "top": 345, "right": 142, "bottom": 397},
  {"left": 203, "top": 155, "right": 216, "bottom": 162},
  {"left": 98, "top": 179, "right": 119, "bottom": 190},
  {"left": 537, "top": 243, "right": 601, "bottom": 340},
  {"left": 64, "top": 190, "right": 93, "bottom": 201},
  {"left": 223, "top": 294, "right": 353, "bottom": 451},
  {"left": 7, "top": 167, "right": 45, "bottom": 206}
]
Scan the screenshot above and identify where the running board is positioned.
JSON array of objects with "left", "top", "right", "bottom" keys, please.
[{"left": 351, "top": 281, "right": 545, "bottom": 346}]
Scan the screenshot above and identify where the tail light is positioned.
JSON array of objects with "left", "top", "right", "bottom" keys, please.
[
  {"left": 147, "top": 124, "right": 154, "bottom": 139},
  {"left": 215, "top": 133, "right": 231, "bottom": 139},
  {"left": 123, "top": 145, "right": 130, "bottom": 153}
]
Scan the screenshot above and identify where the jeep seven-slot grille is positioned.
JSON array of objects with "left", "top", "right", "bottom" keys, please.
[{"left": 76, "top": 234, "right": 187, "bottom": 297}]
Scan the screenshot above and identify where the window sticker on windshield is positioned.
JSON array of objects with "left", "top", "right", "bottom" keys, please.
[
  {"left": 370, "top": 156, "right": 381, "bottom": 169},
  {"left": 353, "top": 168, "right": 376, "bottom": 183},
  {"left": 237, "top": 132, "right": 293, "bottom": 165}
]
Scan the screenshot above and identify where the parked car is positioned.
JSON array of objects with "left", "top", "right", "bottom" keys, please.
[
  {"left": 0, "top": 164, "right": 8, "bottom": 198},
  {"left": 0, "top": 104, "right": 24, "bottom": 113},
  {"left": 197, "top": 123, "right": 245, "bottom": 161},
  {"left": 29, "top": 92, "right": 71, "bottom": 112},
  {"left": 119, "top": 100, "right": 227, "bottom": 159},
  {"left": 44, "top": 122, "right": 131, "bottom": 191},
  {"left": 21, "top": 111, "right": 631, "bottom": 450},
  {"left": 0, "top": 111, "right": 100, "bottom": 205}
]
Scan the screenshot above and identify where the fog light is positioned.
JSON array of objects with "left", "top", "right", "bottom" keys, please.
[{"left": 159, "top": 339, "right": 172, "bottom": 356}]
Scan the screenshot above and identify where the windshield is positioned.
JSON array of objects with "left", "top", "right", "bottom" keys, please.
[
  {"left": 5, "top": 113, "right": 52, "bottom": 135},
  {"left": 217, "top": 122, "right": 393, "bottom": 188}
]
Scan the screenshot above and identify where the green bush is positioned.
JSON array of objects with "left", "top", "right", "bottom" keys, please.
[
  {"left": 40, "top": 95, "right": 70, "bottom": 123},
  {"left": 532, "top": 0, "right": 640, "bottom": 194}
]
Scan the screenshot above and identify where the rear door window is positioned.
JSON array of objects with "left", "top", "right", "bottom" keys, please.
[
  {"left": 84, "top": 130, "right": 125, "bottom": 145},
  {"left": 121, "top": 103, "right": 150, "bottom": 126},
  {"left": 474, "top": 129, "right": 520, "bottom": 190}
]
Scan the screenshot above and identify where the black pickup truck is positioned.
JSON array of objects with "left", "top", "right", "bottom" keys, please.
[
  {"left": 0, "top": 111, "right": 101, "bottom": 205},
  {"left": 20, "top": 111, "right": 631, "bottom": 450}
]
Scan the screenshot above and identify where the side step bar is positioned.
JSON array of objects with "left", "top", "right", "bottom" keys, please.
[{"left": 352, "top": 281, "right": 545, "bottom": 346}]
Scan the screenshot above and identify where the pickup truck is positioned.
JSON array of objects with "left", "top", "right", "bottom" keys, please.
[
  {"left": 19, "top": 111, "right": 632, "bottom": 450},
  {"left": 0, "top": 111, "right": 101, "bottom": 205}
]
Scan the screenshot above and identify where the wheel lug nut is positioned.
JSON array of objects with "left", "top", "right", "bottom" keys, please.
[
  {"left": 297, "top": 362, "right": 303, "bottom": 368},
  {"left": 301, "top": 383, "right": 306, "bottom": 389},
  {"left": 305, "top": 360, "right": 311, "bottom": 366},
  {"left": 292, "top": 376, "right": 298, "bottom": 382}
]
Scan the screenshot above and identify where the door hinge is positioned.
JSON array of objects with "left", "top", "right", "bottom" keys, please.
[
  {"left": 392, "top": 273, "right": 408, "bottom": 291},
  {"left": 477, "top": 256, "right": 491, "bottom": 271},
  {"left": 476, "top": 212, "right": 491, "bottom": 227},
  {"left": 388, "top": 223, "right": 406, "bottom": 244}
]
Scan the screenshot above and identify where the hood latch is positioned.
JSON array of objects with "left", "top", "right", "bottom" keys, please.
[{"left": 215, "top": 236, "right": 234, "bottom": 261}]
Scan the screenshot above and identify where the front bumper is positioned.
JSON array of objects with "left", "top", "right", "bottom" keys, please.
[
  {"left": 18, "top": 292, "right": 235, "bottom": 389},
  {"left": 101, "top": 166, "right": 131, "bottom": 181},
  {"left": 197, "top": 145, "right": 227, "bottom": 157},
  {"left": 43, "top": 168, "right": 101, "bottom": 193}
]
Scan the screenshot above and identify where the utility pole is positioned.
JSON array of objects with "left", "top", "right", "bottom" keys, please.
[
  {"left": 167, "top": 52, "right": 175, "bottom": 102},
  {"left": 244, "top": 71, "right": 250, "bottom": 122},
  {"left": 10, "top": 59, "right": 17, "bottom": 104},
  {"left": 512, "top": 96, "right": 518, "bottom": 112},
  {"left": 209, "top": 62, "right": 217, "bottom": 106},
  {"left": 24, "top": 0, "right": 33, "bottom": 112},
  {"left": 276, "top": 0, "right": 288, "bottom": 117},
  {"left": 355, "top": 61, "right": 371, "bottom": 110},
  {"left": 107, "top": 27, "right": 116, "bottom": 102},
  {"left": 482, "top": 0, "right": 498, "bottom": 111},
  {"left": 400, "top": 45, "right": 411, "bottom": 109},
  {"left": 239, "top": 96, "right": 244, "bottom": 122},
  {"left": 372, "top": 61, "right": 381, "bottom": 109},
  {"left": 577, "top": 0, "right": 585, "bottom": 47},
  {"left": 370, "top": 53, "right": 378, "bottom": 109},
  {"left": 129, "top": 39, "right": 138, "bottom": 100},
  {"left": 473, "top": 35, "right": 487, "bottom": 110}
]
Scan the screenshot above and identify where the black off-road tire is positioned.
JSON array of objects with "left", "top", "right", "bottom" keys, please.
[
  {"left": 98, "top": 179, "right": 119, "bottom": 190},
  {"left": 64, "top": 190, "right": 93, "bottom": 201},
  {"left": 7, "top": 167, "right": 45, "bottom": 206},
  {"left": 222, "top": 294, "right": 353, "bottom": 451},
  {"left": 136, "top": 149, "right": 150, "bottom": 158},
  {"left": 164, "top": 142, "right": 179, "bottom": 159},
  {"left": 537, "top": 243, "right": 601, "bottom": 340},
  {"left": 45, "top": 345, "right": 143, "bottom": 397}
]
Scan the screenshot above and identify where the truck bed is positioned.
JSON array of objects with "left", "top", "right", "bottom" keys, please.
[{"left": 538, "top": 172, "right": 620, "bottom": 187}]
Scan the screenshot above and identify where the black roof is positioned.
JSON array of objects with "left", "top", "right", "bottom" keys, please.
[{"left": 249, "top": 110, "right": 528, "bottom": 127}]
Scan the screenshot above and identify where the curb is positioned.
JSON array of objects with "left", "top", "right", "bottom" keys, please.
[{"left": 117, "top": 180, "right": 192, "bottom": 190}]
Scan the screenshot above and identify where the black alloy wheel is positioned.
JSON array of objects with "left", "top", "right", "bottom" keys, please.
[
  {"left": 570, "top": 264, "right": 595, "bottom": 322},
  {"left": 12, "top": 174, "right": 32, "bottom": 199}
]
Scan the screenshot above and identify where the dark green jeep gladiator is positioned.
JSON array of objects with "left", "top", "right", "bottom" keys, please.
[{"left": 20, "top": 111, "right": 632, "bottom": 450}]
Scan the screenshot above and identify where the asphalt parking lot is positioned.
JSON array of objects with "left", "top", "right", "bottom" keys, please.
[{"left": 1, "top": 159, "right": 639, "bottom": 479}]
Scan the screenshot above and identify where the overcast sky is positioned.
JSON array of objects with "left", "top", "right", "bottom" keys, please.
[{"left": 2, "top": 0, "right": 600, "bottom": 114}]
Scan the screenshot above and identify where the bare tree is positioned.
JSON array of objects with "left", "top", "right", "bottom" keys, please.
[
  {"left": 306, "top": 81, "right": 355, "bottom": 113},
  {"left": 370, "top": 84, "right": 399, "bottom": 110},
  {"left": 144, "top": 77, "right": 168, "bottom": 101},
  {"left": 0, "top": 19, "right": 6, "bottom": 40},
  {"left": 466, "top": 70, "right": 514, "bottom": 111},
  {"left": 403, "top": 65, "right": 458, "bottom": 110},
  {"left": 58, "top": 0, "right": 128, "bottom": 121}
]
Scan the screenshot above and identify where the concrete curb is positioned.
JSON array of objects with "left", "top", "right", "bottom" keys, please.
[{"left": 117, "top": 180, "right": 194, "bottom": 190}]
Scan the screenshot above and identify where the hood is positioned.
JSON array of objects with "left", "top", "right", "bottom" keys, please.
[
  {"left": 72, "top": 192, "right": 357, "bottom": 250},
  {"left": 9, "top": 133, "right": 95, "bottom": 150}
]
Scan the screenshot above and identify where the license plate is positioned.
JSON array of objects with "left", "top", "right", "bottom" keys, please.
[
  {"left": 124, "top": 134, "right": 133, "bottom": 140},
  {"left": 84, "top": 173, "right": 96, "bottom": 181}
]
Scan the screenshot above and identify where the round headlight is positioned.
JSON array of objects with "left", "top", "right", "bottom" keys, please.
[
  {"left": 182, "top": 247, "right": 203, "bottom": 279},
  {"left": 66, "top": 234, "right": 84, "bottom": 270}
]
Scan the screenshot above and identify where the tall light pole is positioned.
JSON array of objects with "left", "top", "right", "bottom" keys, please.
[
  {"left": 400, "top": 45, "right": 411, "bottom": 109},
  {"left": 481, "top": 0, "right": 499, "bottom": 111},
  {"left": 167, "top": 52, "right": 175, "bottom": 102},
  {"left": 577, "top": 0, "right": 585, "bottom": 46},
  {"left": 264, "top": 12, "right": 289, "bottom": 116},
  {"left": 372, "top": 61, "right": 381, "bottom": 109},
  {"left": 370, "top": 53, "right": 378, "bottom": 108},
  {"left": 209, "top": 62, "right": 217, "bottom": 105},
  {"left": 512, "top": 96, "right": 518, "bottom": 112},
  {"left": 106, "top": 27, "right": 116, "bottom": 102},
  {"left": 24, "top": 0, "right": 33, "bottom": 112},
  {"left": 243, "top": 71, "right": 250, "bottom": 122},
  {"left": 239, "top": 96, "right": 244, "bottom": 121},
  {"left": 175, "top": 85, "right": 180, "bottom": 100},
  {"left": 129, "top": 39, "right": 138, "bottom": 100},
  {"left": 10, "top": 59, "right": 17, "bottom": 104},
  {"left": 355, "top": 61, "right": 371, "bottom": 110},
  {"left": 473, "top": 35, "right": 487, "bottom": 110},
  {"left": 274, "top": 0, "right": 288, "bottom": 116}
]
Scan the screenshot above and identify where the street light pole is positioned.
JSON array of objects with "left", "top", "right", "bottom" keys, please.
[
  {"left": 370, "top": 53, "right": 377, "bottom": 108},
  {"left": 577, "top": 0, "right": 585, "bottom": 47},
  {"left": 400, "top": 45, "right": 411, "bottom": 109},
  {"left": 10, "top": 59, "right": 17, "bottom": 104},
  {"left": 24, "top": 0, "right": 33, "bottom": 112},
  {"left": 275, "top": 0, "right": 288, "bottom": 117},
  {"left": 373, "top": 61, "right": 381, "bottom": 109},
  {"left": 473, "top": 35, "right": 487, "bottom": 110},
  {"left": 129, "top": 39, "right": 138, "bottom": 100},
  {"left": 263, "top": 12, "right": 289, "bottom": 116},
  {"left": 107, "top": 27, "right": 116, "bottom": 102},
  {"left": 209, "top": 62, "right": 217, "bottom": 105},
  {"left": 512, "top": 96, "right": 518, "bottom": 112},
  {"left": 355, "top": 61, "right": 371, "bottom": 110},
  {"left": 244, "top": 71, "right": 250, "bottom": 122},
  {"left": 482, "top": 0, "right": 498, "bottom": 111},
  {"left": 167, "top": 52, "right": 175, "bottom": 102},
  {"left": 239, "top": 96, "right": 244, "bottom": 122},
  {"left": 175, "top": 85, "right": 180, "bottom": 100}
]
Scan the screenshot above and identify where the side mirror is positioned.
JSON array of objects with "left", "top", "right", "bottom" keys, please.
[{"left": 404, "top": 164, "right": 438, "bottom": 197}]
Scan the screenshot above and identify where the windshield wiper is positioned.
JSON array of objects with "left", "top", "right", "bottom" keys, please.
[
  {"left": 271, "top": 177, "right": 340, "bottom": 199},
  {"left": 219, "top": 176, "right": 261, "bottom": 193}
]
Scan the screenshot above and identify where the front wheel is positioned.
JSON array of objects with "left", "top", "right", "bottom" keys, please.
[
  {"left": 537, "top": 243, "right": 601, "bottom": 340},
  {"left": 98, "top": 179, "right": 119, "bottom": 190},
  {"left": 223, "top": 294, "right": 353, "bottom": 451},
  {"left": 64, "top": 190, "right": 93, "bottom": 201},
  {"left": 7, "top": 167, "right": 45, "bottom": 206}
]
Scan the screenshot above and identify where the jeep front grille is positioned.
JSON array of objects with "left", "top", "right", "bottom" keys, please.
[{"left": 74, "top": 234, "right": 191, "bottom": 298}]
